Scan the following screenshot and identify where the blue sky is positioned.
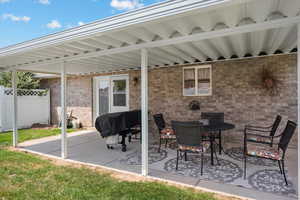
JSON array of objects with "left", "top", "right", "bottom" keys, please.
[{"left": 0, "top": 0, "right": 160, "bottom": 48}]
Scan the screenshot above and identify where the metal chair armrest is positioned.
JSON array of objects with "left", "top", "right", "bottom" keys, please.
[
  {"left": 246, "top": 132, "right": 272, "bottom": 138},
  {"left": 244, "top": 128, "right": 270, "bottom": 133},
  {"left": 245, "top": 124, "right": 271, "bottom": 129}
]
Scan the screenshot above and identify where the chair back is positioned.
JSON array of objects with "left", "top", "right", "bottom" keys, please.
[
  {"left": 278, "top": 120, "right": 297, "bottom": 153},
  {"left": 171, "top": 121, "right": 204, "bottom": 147},
  {"left": 201, "top": 112, "right": 224, "bottom": 125},
  {"left": 270, "top": 115, "right": 282, "bottom": 137},
  {"left": 153, "top": 113, "right": 166, "bottom": 131}
]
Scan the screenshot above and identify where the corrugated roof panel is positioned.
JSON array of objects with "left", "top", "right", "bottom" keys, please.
[{"left": 0, "top": 0, "right": 299, "bottom": 75}]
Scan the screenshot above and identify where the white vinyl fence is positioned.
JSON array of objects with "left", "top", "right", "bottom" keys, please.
[{"left": 0, "top": 86, "right": 50, "bottom": 132}]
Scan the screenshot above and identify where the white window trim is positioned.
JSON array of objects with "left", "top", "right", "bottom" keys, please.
[
  {"left": 182, "top": 65, "right": 212, "bottom": 97},
  {"left": 110, "top": 75, "right": 129, "bottom": 113},
  {"left": 94, "top": 74, "right": 129, "bottom": 117}
]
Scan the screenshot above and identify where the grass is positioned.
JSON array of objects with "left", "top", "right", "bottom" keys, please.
[
  {"left": 0, "top": 128, "right": 77, "bottom": 146},
  {"left": 0, "top": 149, "right": 217, "bottom": 200}
]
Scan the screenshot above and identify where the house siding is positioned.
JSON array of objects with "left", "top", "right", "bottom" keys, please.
[{"left": 40, "top": 54, "right": 297, "bottom": 147}]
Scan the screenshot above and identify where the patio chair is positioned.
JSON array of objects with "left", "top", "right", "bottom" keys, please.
[
  {"left": 153, "top": 113, "right": 176, "bottom": 152},
  {"left": 244, "top": 115, "right": 282, "bottom": 147},
  {"left": 244, "top": 120, "right": 297, "bottom": 185},
  {"left": 201, "top": 112, "right": 224, "bottom": 154},
  {"left": 172, "top": 121, "right": 217, "bottom": 175}
]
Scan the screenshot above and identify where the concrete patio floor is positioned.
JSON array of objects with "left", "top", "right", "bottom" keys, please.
[{"left": 19, "top": 130, "right": 298, "bottom": 200}]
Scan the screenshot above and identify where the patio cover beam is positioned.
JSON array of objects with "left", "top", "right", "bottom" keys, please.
[
  {"left": 12, "top": 70, "right": 18, "bottom": 147},
  {"left": 6, "top": 15, "right": 300, "bottom": 72},
  {"left": 141, "top": 48, "right": 148, "bottom": 176},
  {"left": 61, "top": 62, "right": 67, "bottom": 159},
  {"left": 1, "top": 0, "right": 243, "bottom": 57}
]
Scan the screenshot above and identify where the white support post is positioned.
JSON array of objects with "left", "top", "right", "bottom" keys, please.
[
  {"left": 12, "top": 70, "right": 18, "bottom": 147},
  {"left": 61, "top": 62, "right": 67, "bottom": 159},
  {"left": 141, "top": 48, "right": 149, "bottom": 176},
  {"left": 297, "top": 23, "right": 300, "bottom": 198}
]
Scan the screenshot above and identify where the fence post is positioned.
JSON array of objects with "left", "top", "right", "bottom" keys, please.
[
  {"left": 47, "top": 89, "right": 51, "bottom": 125},
  {"left": 12, "top": 70, "right": 18, "bottom": 147}
]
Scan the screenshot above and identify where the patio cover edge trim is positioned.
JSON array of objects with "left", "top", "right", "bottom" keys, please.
[{"left": 0, "top": 0, "right": 241, "bottom": 57}]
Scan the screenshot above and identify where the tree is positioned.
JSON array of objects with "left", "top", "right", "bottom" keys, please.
[{"left": 0, "top": 72, "right": 40, "bottom": 89}]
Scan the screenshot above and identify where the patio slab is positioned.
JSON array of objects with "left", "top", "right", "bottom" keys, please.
[
  {"left": 21, "top": 130, "right": 140, "bottom": 167},
  {"left": 195, "top": 180, "right": 295, "bottom": 200},
  {"left": 19, "top": 131, "right": 298, "bottom": 200},
  {"left": 149, "top": 168, "right": 199, "bottom": 186}
]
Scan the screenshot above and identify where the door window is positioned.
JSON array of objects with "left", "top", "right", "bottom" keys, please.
[{"left": 98, "top": 79, "right": 109, "bottom": 115}]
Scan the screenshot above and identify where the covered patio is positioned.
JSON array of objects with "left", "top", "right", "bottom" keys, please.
[{"left": 0, "top": 0, "right": 300, "bottom": 199}]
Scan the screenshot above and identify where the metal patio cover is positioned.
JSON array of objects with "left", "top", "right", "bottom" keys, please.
[{"left": 0, "top": 0, "right": 299, "bottom": 75}]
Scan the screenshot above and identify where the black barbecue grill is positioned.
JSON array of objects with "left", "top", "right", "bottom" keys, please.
[{"left": 95, "top": 110, "right": 141, "bottom": 152}]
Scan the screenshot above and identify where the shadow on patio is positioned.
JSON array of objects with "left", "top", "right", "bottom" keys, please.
[{"left": 19, "top": 130, "right": 298, "bottom": 200}]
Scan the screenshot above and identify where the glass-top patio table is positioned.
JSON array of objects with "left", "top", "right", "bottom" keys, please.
[{"left": 203, "top": 122, "right": 235, "bottom": 165}]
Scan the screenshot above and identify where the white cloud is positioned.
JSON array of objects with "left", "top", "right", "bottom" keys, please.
[
  {"left": 0, "top": 0, "right": 11, "bottom": 3},
  {"left": 47, "top": 20, "right": 62, "bottom": 29},
  {"left": 38, "top": 0, "right": 50, "bottom": 5},
  {"left": 110, "top": 0, "right": 143, "bottom": 11},
  {"left": 78, "top": 21, "right": 84, "bottom": 26},
  {"left": 64, "top": 22, "right": 84, "bottom": 29},
  {"left": 2, "top": 14, "right": 31, "bottom": 22}
]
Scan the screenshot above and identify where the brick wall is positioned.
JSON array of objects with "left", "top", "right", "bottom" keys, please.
[
  {"left": 40, "top": 76, "right": 93, "bottom": 127},
  {"left": 41, "top": 54, "right": 297, "bottom": 147},
  {"left": 130, "top": 54, "right": 297, "bottom": 147}
]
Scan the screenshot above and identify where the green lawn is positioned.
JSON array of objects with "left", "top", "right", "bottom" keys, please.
[
  {"left": 0, "top": 149, "right": 217, "bottom": 200},
  {"left": 0, "top": 128, "right": 77, "bottom": 146}
]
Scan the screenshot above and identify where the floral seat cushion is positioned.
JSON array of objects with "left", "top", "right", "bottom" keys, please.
[
  {"left": 247, "top": 144, "right": 282, "bottom": 160},
  {"left": 179, "top": 142, "right": 210, "bottom": 153},
  {"left": 247, "top": 135, "right": 272, "bottom": 143},
  {"left": 160, "top": 128, "right": 176, "bottom": 139}
]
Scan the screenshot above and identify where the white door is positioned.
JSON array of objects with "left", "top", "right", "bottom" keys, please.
[
  {"left": 95, "top": 77, "right": 110, "bottom": 116},
  {"left": 110, "top": 75, "right": 129, "bottom": 113},
  {"left": 95, "top": 75, "right": 129, "bottom": 116}
]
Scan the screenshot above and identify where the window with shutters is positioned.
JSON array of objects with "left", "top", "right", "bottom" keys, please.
[{"left": 183, "top": 65, "right": 212, "bottom": 96}]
